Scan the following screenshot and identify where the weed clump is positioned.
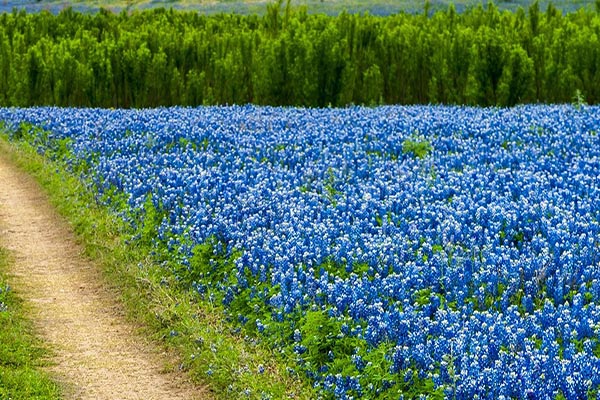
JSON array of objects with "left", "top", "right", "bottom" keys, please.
[{"left": 402, "top": 136, "right": 432, "bottom": 159}]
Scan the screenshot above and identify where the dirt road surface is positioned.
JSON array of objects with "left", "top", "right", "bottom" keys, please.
[{"left": 0, "top": 150, "right": 209, "bottom": 400}]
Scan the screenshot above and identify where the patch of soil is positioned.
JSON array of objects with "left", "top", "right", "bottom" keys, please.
[{"left": 0, "top": 152, "right": 209, "bottom": 400}]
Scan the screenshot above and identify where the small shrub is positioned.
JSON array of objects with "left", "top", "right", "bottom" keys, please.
[{"left": 402, "top": 136, "right": 432, "bottom": 159}]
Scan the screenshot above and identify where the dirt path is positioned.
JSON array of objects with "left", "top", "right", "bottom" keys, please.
[{"left": 0, "top": 151, "right": 209, "bottom": 399}]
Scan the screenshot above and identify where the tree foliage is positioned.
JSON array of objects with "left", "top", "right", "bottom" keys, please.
[{"left": 0, "top": 4, "right": 599, "bottom": 107}]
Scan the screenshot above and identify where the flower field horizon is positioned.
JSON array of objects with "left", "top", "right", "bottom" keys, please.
[{"left": 2, "top": 104, "right": 600, "bottom": 399}]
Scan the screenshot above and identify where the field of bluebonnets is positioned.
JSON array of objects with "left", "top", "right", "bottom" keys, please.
[{"left": 2, "top": 105, "right": 600, "bottom": 399}]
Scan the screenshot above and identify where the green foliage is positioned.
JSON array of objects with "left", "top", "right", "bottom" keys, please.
[
  {"left": 0, "top": 5, "right": 598, "bottom": 107},
  {"left": 573, "top": 89, "right": 588, "bottom": 110},
  {"left": 323, "top": 167, "right": 343, "bottom": 206},
  {"left": 414, "top": 287, "right": 432, "bottom": 306},
  {"left": 0, "top": 248, "right": 61, "bottom": 400},
  {"left": 402, "top": 136, "right": 433, "bottom": 159},
  {"left": 139, "top": 194, "right": 170, "bottom": 247},
  {"left": 299, "top": 310, "right": 351, "bottom": 366}
]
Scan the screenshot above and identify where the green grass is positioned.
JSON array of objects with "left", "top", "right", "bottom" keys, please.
[
  {"left": 0, "top": 247, "right": 61, "bottom": 400},
  {"left": 0, "top": 134, "right": 316, "bottom": 399}
]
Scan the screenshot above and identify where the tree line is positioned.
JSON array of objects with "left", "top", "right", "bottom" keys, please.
[{"left": 0, "top": 1, "right": 599, "bottom": 108}]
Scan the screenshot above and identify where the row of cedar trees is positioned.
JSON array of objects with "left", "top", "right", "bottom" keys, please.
[{"left": 1, "top": 1, "right": 599, "bottom": 108}]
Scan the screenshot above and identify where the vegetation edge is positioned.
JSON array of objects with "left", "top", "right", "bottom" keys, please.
[
  {"left": 0, "top": 246, "right": 61, "bottom": 399},
  {"left": 0, "top": 134, "right": 316, "bottom": 400}
]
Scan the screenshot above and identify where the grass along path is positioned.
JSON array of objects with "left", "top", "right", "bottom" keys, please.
[
  {"left": 0, "top": 246, "right": 61, "bottom": 400},
  {"left": 0, "top": 149, "right": 209, "bottom": 399}
]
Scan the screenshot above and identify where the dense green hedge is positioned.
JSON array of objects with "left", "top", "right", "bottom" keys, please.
[{"left": 1, "top": 1, "right": 599, "bottom": 107}]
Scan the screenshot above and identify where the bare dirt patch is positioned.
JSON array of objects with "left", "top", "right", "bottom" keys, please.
[{"left": 0, "top": 152, "right": 209, "bottom": 400}]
